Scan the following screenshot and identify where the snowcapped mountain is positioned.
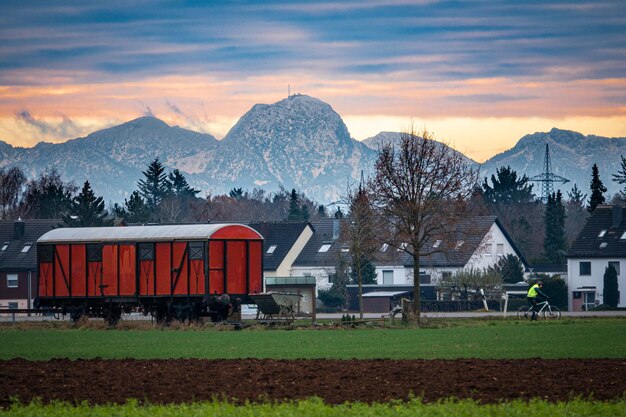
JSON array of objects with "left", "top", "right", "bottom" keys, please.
[
  {"left": 362, "top": 131, "right": 479, "bottom": 168},
  {"left": 1, "top": 117, "right": 218, "bottom": 202},
  {"left": 2, "top": 96, "right": 624, "bottom": 206},
  {"left": 199, "top": 94, "right": 377, "bottom": 202},
  {"left": 480, "top": 128, "right": 626, "bottom": 197}
]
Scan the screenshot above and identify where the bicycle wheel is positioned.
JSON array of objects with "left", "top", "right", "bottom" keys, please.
[
  {"left": 517, "top": 306, "right": 531, "bottom": 319},
  {"left": 542, "top": 306, "right": 561, "bottom": 320}
]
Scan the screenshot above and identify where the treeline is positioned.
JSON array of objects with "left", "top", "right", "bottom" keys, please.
[
  {"left": 476, "top": 159, "right": 626, "bottom": 264},
  {"left": 0, "top": 158, "right": 326, "bottom": 226}
]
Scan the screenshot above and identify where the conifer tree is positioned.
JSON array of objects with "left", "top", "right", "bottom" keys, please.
[
  {"left": 603, "top": 264, "right": 619, "bottom": 307},
  {"left": 567, "top": 183, "right": 586, "bottom": 207},
  {"left": 587, "top": 163, "right": 607, "bottom": 212},
  {"left": 287, "top": 189, "right": 301, "bottom": 221},
  {"left": 544, "top": 191, "right": 567, "bottom": 264},
  {"left": 166, "top": 169, "right": 199, "bottom": 198},
  {"left": 482, "top": 166, "right": 535, "bottom": 204},
  {"left": 612, "top": 155, "right": 626, "bottom": 199},
  {"left": 137, "top": 158, "right": 168, "bottom": 215},
  {"left": 64, "top": 181, "right": 110, "bottom": 227},
  {"left": 124, "top": 190, "right": 151, "bottom": 223}
]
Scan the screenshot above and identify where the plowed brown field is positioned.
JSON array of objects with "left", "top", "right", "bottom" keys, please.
[{"left": 1, "top": 358, "right": 625, "bottom": 406}]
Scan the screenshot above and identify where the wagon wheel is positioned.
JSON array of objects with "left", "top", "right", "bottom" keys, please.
[
  {"left": 105, "top": 304, "right": 122, "bottom": 326},
  {"left": 280, "top": 305, "right": 295, "bottom": 322}
]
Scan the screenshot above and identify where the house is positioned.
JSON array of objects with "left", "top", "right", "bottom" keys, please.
[
  {"left": 247, "top": 222, "right": 316, "bottom": 314},
  {"left": 291, "top": 216, "right": 526, "bottom": 293},
  {"left": 566, "top": 205, "right": 626, "bottom": 310},
  {"left": 0, "top": 219, "right": 65, "bottom": 311}
]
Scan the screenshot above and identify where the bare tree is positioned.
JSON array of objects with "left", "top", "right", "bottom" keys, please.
[
  {"left": 345, "top": 179, "right": 378, "bottom": 318},
  {"left": 0, "top": 167, "right": 26, "bottom": 220},
  {"left": 369, "top": 127, "right": 479, "bottom": 322}
]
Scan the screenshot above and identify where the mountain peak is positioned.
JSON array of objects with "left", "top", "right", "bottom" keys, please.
[{"left": 123, "top": 116, "right": 170, "bottom": 129}]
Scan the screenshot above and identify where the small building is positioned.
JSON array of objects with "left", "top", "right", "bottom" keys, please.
[
  {"left": 0, "top": 219, "right": 65, "bottom": 311},
  {"left": 566, "top": 205, "right": 626, "bottom": 310}
]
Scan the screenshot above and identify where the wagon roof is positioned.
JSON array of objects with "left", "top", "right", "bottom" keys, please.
[{"left": 37, "top": 224, "right": 262, "bottom": 243}]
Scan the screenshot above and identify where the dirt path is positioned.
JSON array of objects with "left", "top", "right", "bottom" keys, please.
[{"left": 1, "top": 358, "right": 625, "bottom": 406}]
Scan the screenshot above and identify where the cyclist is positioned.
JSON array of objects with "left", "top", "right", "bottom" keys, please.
[{"left": 527, "top": 280, "right": 549, "bottom": 320}]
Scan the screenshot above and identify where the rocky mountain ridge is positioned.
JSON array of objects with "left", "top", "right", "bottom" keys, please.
[{"left": 1, "top": 95, "right": 625, "bottom": 204}]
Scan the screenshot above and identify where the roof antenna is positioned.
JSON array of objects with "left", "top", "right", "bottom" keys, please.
[{"left": 288, "top": 84, "right": 291, "bottom": 97}]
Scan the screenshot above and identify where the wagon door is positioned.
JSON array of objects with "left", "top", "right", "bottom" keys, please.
[
  {"left": 87, "top": 244, "right": 103, "bottom": 297},
  {"left": 37, "top": 245, "right": 54, "bottom": 298},
  {"left": 171, "top": 242, "right": 189, "bottom": 296}
]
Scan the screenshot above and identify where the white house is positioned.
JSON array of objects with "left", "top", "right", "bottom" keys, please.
[
  {"left": 567, "top": 205, "right": 626, "bottom": 310},
  {"left": 291, "top": 216, "right": 526, "bottom": 292}
]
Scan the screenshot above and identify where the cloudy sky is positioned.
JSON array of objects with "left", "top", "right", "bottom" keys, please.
[{"left": 1, "top": 0, "right": 625, "bottom": 161}]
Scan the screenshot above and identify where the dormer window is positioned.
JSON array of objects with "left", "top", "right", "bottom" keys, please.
[
  {"left": 1, "top": 242, "right": 8, "bottom": 251},
  {"left": 380, "top": 243, "right": 389, "bottom": 252},
  {"left": 318, "top": 243, "right": 332, "bottom": 253},
  {"left": 266, "top": 244, "right": 277, "bottom": 254},
  {"left": 433, "top": 240, "right": 441, "bottom": 248},
  {"left": 598, "top": 230, "right": 607, "bottom": 238},
  {"left": 21, "top": 243, "right": 32, "bottom": 253}
]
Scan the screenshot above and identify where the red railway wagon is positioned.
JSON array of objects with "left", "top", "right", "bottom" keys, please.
[{"left": 35, "top": 224, "right": 264, "bottom": 325}]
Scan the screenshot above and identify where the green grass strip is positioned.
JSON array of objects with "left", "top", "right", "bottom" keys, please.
[
  {"left": 2, "top": 398, "right": 625, "bottom": 417},
  {"left": 0, "top": 318, "right": 625, "bottom": 360}
]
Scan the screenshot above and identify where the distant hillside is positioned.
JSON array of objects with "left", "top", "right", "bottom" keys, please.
[{"left": 481, "top": 128, "right": 626, "bottom": 197}]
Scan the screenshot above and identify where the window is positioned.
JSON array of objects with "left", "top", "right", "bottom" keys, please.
[
  {"left": 608, "top": 261, "right": 620, "bottom": 275},
  {"left": 38, "top": 245, "right": 53, "bottom": 262},
  {"left": 87, "top": 244, "right": 103, "bottom": 262},
  {"left": 579, "top": 261, "right": 591, "bottom": 276},
  {"left": 266, "top": 244, "right": 277, "bottom": 254},
  {"left": 21, "top": 243, "right": 32, "bottom": 253},
  {"left": 496, "top": 244, "right": 504, "bottom": 256},
  {"left": 455, "top": 240, "right": 464, "bottom": 249},
  {"left": 484, "top": 243, "right": 493, "bottom": 256},
  {"left": 598, "top": 230, "right": 607, "bottom": 237},
  {"left": 383, "top": 270, "right": 393, "bottom": 285},
  {"left": 621, "top": 231, "right": 626, "bottom": 239},
  {"left": 380, "top": 243, "right": 389, "bottom": 252},
  {"left": 328, "top": 273, "right": 335, "bottom": 284},
  {"left": 8, "top": 302, "right": 18, "bottom": 310},
  {"left": 433, "top": 240, "right": 441, "bottom": 249},
  {"left": 189, "top": 241, "right": 204, "bottom": 260},
  {"left": 397, "top": 242, "right": 408, "bottom": 251},
  {"left": 7, "top": 274, "right": 18, "bottom": 288},
  {"left": 599, "top": 242, "right": 608, "bottom": 249},
  {"left": 318, "top": 243, "right": 332, "bottom": 253},
  {"left": 340, "top": 244, "right": 350, "bottom": 253},
  {"left": 137, "top": 243, "right": 154, "bottom": 261},
  {"left": 1, "top": 242, "right": 8, "bottom": 251}
]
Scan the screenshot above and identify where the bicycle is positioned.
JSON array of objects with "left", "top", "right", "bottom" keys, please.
[{"left": 517, "top": 299, "right": 561, "bottom": 320}]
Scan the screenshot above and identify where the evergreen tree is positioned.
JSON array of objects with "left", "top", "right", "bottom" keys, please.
[
  {"left": 137, "top": 158, "right": 168, "bottom": 217},
  {"left": 494, "top": 254, "right": 524, "bottom": 284},
  {"left": 567, "top": 183, "right": 586, "bottom": 207},
  {"left": 482, "top": 166, "right": 535, "bottom": 205},
  {"left": 544, "top": 191, "right": 567, "bottom": 264},
  {"left": 166, "top": 169, "right": 199, "bottom": 197},
  {"left": 63, "top": 181, "right": 110, "bottom": 226},
  {"left": 587, "top": 163, "right": 607, "bottom": 212},
  {"left": 300, "top": 204, "right": 310, "bottom": 221},
  {"left": 287, "top": 189, "right": 301, "bottom": 221},
  {"left": 612, "top": 155, "right": 626, "bottom": 198},
  {"left": 229, "top": 187, "right": 244, "bottom": 199},
  {"left": 124, "top": 190, "right": 151, "bottom": 223},
  {"left": 603, "top": 264, "right": 619, "bottom": 308}
]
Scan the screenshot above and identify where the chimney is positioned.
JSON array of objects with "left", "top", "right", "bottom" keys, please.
[
  {"left": 332, "top": 218, "right": 340, "bottom": 240},
  {"left": 14, "top": 219, "right": 25, "bottom": 240},
  {"left": 612, "top": 205, "right": 623, "bottom": 228}
]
